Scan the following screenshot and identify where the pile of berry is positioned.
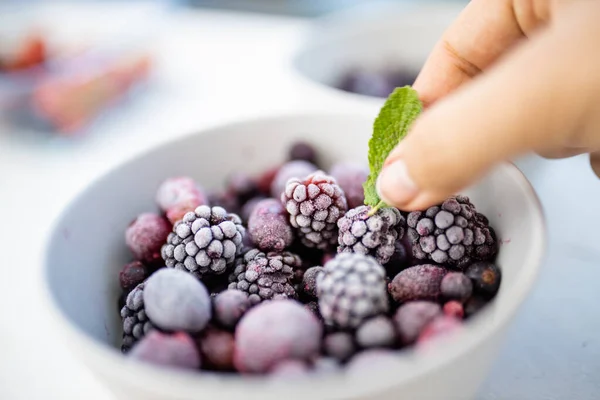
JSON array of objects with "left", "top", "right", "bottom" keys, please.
[{"left": 117, "top": 141, "right": 501, "bottom": 376}]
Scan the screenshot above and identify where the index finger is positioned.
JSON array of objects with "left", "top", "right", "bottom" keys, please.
[{"left": 413, "top": 0, "right": 550, "bottom": 107}]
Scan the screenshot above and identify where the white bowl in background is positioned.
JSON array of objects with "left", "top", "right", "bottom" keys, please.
[
  {"left": 43, "top": 113, "right": 545, "bottom": 400},
  {"left": 291, "top": 2, "right": 464, "bottom": 103}
]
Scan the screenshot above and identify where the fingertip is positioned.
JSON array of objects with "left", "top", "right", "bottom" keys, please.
[{"left": 376, "top": 159, "right": 419, "bottom": 208}]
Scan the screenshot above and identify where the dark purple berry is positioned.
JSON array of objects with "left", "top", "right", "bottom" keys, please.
[
  {"left": 301, "top": 266, "right": 323, "bottom": 298},
  {"left": 271, "top": 160, "right": 317, "bottom": 198},
  {"left": 337, "top": 205, "right": 406, "bottom": 265},
  {"left": 289, "top": 141, "right": 317, "bottom": 165},
  {"left": 355, "top": 316, "right": 396, "bottom": 349},
  {"left": 385, "top": 239, "right": 411, "bottom": 278},
  {"left": 304, "top": 301, "right": 321, "bottom": 319},
  {"left": 282, "top": 171, "right": 348, "bottom": 251},
  {"left": 208, "top": 191, "right": 240, "bottom": 217},
  {"left": 406, "top": 196, "right": 498, "bottom": 269},
  {"left": 317, "top": 253, "right": 388, "bottom": 329},
  {"left": 129, "top": 331, "right": 201, "bottom": 370},
  {"left": 199, "top": 327, "right": 235, "bottom": 371},
  {"left": 329, "top": 162, "right": 369, "bottom": 209},
  {"left": 393, "top": 301, "right": 442, "bottom": 345},
  {"left": 248, "top": 198, "right": 293, "bottom": 252},
  {"left": 440, "top": 272, "right": 473, "bottom": 302},
  {"left": 465, "top": 261, "right": 501, "bottom": 298},
  {"left": 388, "top": 265, "right": 447, "bottom": 303},
  {"left": 125, "top": 213, "right": 171, "bottom": 263},
  {"left": 323, "top": 332, "right": 356, "bottom": 362},
  {"left": 119, "top": 261, "right": 147, "bottom": 292},
  {"left": 213, "top": 289, "right": 251, "bottom": 329},
  {"left": 257, "top": 166, "right": 280, "bottom": 196},
  {"left": 234, "top": 300, "right": 322, "bottom": 373},
  {"left": 464, "top": 295, "right": 488, "bottom": 317},
  {"left": 143, "top": 268, "right": 212, "bottom": 332}
]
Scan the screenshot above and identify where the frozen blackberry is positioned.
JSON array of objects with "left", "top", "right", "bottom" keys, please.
[
  {"left": 465, "top": 261, "right": 502, "bottom": 298},
  {"left": 329, "top": 162, "right": 369, "bottom": 209},
  {"left": 271, "top": 160, "right": 317, "bottom": 198},
  {"left": 161, "top": 205, "right": 245, "bottom": 278},
  {"left": 282, "top": 171, "right": 348, "bottom": 251},
  {"left": 304, "top": 301, "right": 321, "bottom": 319},
  {"left": 337, "top": 205, "right": 406, "bottom": 265},
  {"left": 121, "top": 282, "right": 155, "bottom": 352},
  {"left": 247, "top": 198, "right": 293, "bottom": 252},
  {"left": 406, "top": 196, "right": 498, "bottom": 269},
  {"left": 227, "top": 248, "right": 300, "bottom": 305},
  {"left": 316, "top": 253, "right": 389, "bottom": 329}
]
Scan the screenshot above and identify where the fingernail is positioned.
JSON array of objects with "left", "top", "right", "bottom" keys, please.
[{"left": 376, "top": 159, "right": 419, "bottom": 206}]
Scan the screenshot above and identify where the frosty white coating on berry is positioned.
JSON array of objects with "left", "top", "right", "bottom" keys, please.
[
  {"left": 161, "top": 205, "right": 246, "bottom": 278},
  {"left": 316, "top": 253, "right": 388, "bottom": 329},
  {"left": 281, "top": 170, "right": 348, "bottom": 251}
]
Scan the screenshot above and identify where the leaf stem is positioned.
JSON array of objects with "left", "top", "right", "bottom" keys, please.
[{"left": 367, "top": 200, "right": 386, "bottom": 216}]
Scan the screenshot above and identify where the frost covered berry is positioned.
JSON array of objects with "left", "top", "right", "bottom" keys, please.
[
  {"left": 228, "top": 248, "right": 300, "bottom": 305},
  {"left": 393, "top": 301, "right": 442, "bottom": 345},
  {"left": 199, "top": 328, "right": 235, "bottom": 371},
  {"left": 406, "top": 196, "right": 498, "bottom": 269},
  {"left": 143, "top": 268, "right": 212, "bottom": 332},
  {"left": 329, "top": 162, "right": 369, "bottom": 209},
  {"left": 289, "top": 141, "right": 317, "bottom": 165},
  {"left": 234, "top": 300, "right": 322, "bottom": 373},
  {"left": 323, "top": 332, "right": 356, "bottom": 362},
  {"left": 156, "top": 177, "right": 208, "bottom": 225},
  {"left": 465, "top": 261, "right": 502, "bottom": 298},
  {"left": 119, "top": 261, "right": 147, "bottom": 292},
  {"left": 282, "top": 171, "right": 348, "bottom": 250},
  {"left": 355, "top": 316, "right": 396, "bottom": 349},
  {"left": 125, "top": 213, "right": 171, "bottom": 263},
  {"left": 443, "top": 301, "right": 464, "bottom": 319},
  {"left": 121, "top": 282, "right": 155, "bottom": 352},
  {"left": 440, "top": 272, "right": 473, "bottom": 302},
  {"left": 388, "top": 265, "right": 447, "bottom": 303},
  {"left": 417, "top": 316, "right": 462, "bottom": 345},
  {"left": 248, "top": 198, "right": 293, "bottom": 252},
  {"left": 129, "top": 331, "right": 200, "bottom": 370},
  {"left": 317, "top": 253, "right": 388, "bottom": 329},
  {"left": 270, "top": 160, "right": 317, "bottom": 198},
  {"left": 213, "top": 289, "right": 251, "bottom": 329},
  {"left": 161, "top": 205, "right": 245, "bottom": 278},
  {"left": 240, "top": 196, "right": 266, "bottom": 222},
  {"left": 301, "top": 266, "right": 324, "bottom": 298},
  {"left": 337, "top": 205, "right": 406, "bottom": 265}
]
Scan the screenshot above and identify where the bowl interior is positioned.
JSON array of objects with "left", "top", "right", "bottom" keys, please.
[
  {"left": 44, "top": 113, "right": 544, "bottom": 396},
  {"left": 292, "top": 3, "right": 462, "bottom": 97}
]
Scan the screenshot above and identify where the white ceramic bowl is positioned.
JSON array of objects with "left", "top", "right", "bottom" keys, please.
[
  {"left": 43, "top": 113, "right": 545, "bottom": 400},
  {"left": 291, "top": 2, "right": 463, "bottom": 104}
]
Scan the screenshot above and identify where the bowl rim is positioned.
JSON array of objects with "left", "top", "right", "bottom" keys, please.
[{"left": 41, "top": 112, "right": 546, "bottom": 397}]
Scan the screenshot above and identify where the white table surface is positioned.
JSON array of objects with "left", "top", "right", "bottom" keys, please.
[{"left": 1, "top": 4, "right": 599, "bottom": 400}]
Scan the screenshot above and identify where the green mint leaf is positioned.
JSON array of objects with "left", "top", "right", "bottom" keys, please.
[{"left": 363, "top": 86, "right": 423, "bottom": 208}]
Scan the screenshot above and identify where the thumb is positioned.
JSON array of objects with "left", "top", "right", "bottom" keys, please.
[{"left": 376, "top": 2, "right": 600, "bottom": 211}]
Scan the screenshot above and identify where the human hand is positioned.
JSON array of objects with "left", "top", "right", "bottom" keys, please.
[{"left": 376, "top": 0, "right": 600, "bottom": 211}]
